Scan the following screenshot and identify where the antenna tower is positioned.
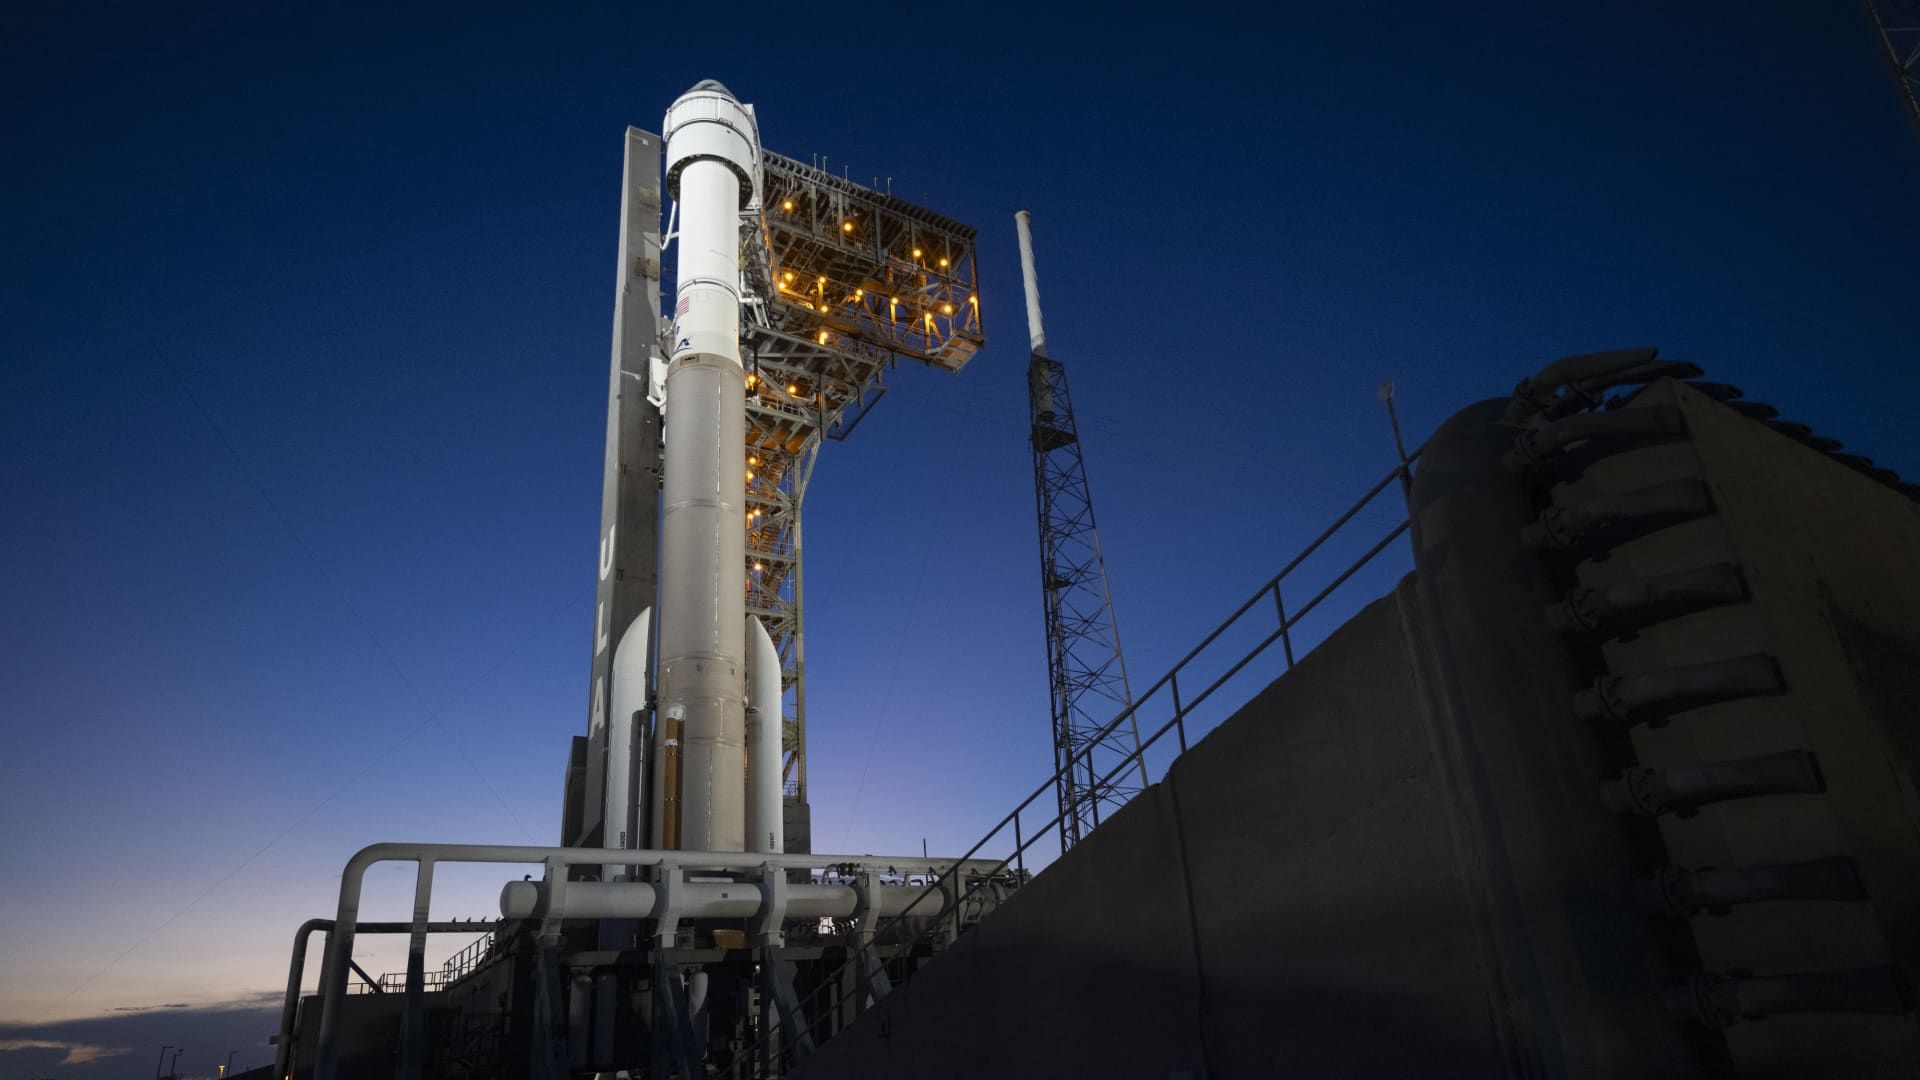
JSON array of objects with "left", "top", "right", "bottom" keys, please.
[{"left": 1016, "top": 211, "right": 1146, "bottom": 854}]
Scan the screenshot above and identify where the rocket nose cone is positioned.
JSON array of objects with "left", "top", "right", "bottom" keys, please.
[{"left": 688, "top": 78, "right": 737, "bottom": 99}]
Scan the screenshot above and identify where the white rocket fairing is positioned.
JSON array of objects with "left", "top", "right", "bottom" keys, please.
[
  {"left": 650, "top": 81, "right": 759, "bottom": 853},
  {"left": 602, "top": 607, "right": 649, "bottom": 878}
]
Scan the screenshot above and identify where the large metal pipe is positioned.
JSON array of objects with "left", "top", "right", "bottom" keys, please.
[
  {"left": 499, "top": 879, "right": 948, "bottom": 921},
  {"left": 744, "top": 615, "right": 783, "bottom": 854},
  {"left": 655, "top": 80, "right": 757, "bottom": 852},
  {"left": 312, "top": 842, "right": 995, "bottom": 1080},
  {"left": 287, "top": 920, "right": 493, "bottom": 1080},
  {"left": 1014, "top": 210, "right": 1046, "bottom": 356},
  {"left": 602, "top": 608, "right": 649, "bottom": 877}
]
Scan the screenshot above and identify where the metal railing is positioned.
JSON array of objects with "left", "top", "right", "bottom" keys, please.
[
  {"left": 440, "top": 929, "right": 495, "bottom": 983},
  {"left": 349, "top": 970, "right": 462, "bottom": 996},
  {"left": 737, "top": 451, "right": 1421, "bottom": 1076},
  {"left": 342, "top": 928, "right": 496, "bottom": 997}
]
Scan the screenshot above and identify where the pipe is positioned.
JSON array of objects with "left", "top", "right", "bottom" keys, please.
[
  {"left": 1574, "top": 652, "right": 1786, "bottom": 726},
  {"left": 1505, "top": 347, "right": 1659, "bottom": 422},
  {"left": 312, "top": 842, "right": 998, "bottom": 1080},
  {"left": 1632, "top": 856, "right": 1864, "bottom": 916},
  {"left": 1600, "top": 750, "right": 1825, "bottom": 817},
  {"left": 1666, "top": 966, "right": 1911, "bottom": 1027},
  {"left": 1014, "top": 210, "right": 1046, "bottom": 356},
  {"left": 1502, "top": 406, "right": 1686, "bottom": 472},
  {"left": 399, "top": 863, "right": 433, "bottom": 1080},
  {"left": 1544, "top": 562, "right": 1746, "bottom": 635},
  {"left": 651, "top": 702, "right": 681, "bottom": 849},
  {"left": 1524, "top": 347, "right": 1662, "bottom": 394},
  {"left": 1521, "top": 478, "right": 1715, "bottom": 552},
  {"left": 277, "top": 920, "right": 490, "bottom": 1080},
  {"left": 498, "top": 879, "right": 951, "bottom": 922},
  {"left": 603, "top": 607, "right": 650, "bottom": 877},
  {"left": 657, "top": 80, "right": 758, "bottom": 853},
  {"left": 744, "top": 615, "right": 783, "bottom": 855}
]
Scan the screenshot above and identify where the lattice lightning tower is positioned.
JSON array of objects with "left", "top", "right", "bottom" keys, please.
[{"left": 1016, "top": 212, "right": 1146, "bottom": 854}]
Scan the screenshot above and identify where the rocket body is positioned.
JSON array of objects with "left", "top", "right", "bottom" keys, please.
[{"left": 652, "top": 81, "right": 758, "bottom": 853}]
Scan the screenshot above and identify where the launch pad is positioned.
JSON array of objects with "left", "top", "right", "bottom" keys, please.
[
  {"left": 263, "top": 74, "right": 1920, "bottom": 1080},
  {"left": 275, "top": 81, "right": 1002, "bottom": 1080}
]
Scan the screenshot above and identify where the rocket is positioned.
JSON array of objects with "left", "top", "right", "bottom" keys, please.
[{"left": 589, "top": 80, "right": 785, "bottom": 862}]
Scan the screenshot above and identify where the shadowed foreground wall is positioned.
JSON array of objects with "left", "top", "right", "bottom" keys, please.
[
  {"left": 788, "top": 382, "right": 1920, "bottom": 1079},
  {"left": 790, "top": 584, "right": 1509, "bottom": 1078}
]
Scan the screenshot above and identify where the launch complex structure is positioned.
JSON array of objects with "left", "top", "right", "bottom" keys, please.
[
  {"left": 277, "top": 80, "right": 1006, "bottom": 1080},
  {"left": 273, "top": 68, "right": 1920, "bottom": 1080},
  {"left": 570, "top": 83, "right": 985, "bottom": 856}
]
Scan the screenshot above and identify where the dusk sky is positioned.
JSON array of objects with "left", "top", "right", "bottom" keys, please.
[{"left": 4, "top": 4, "right": 1917, "bottom": 1076}]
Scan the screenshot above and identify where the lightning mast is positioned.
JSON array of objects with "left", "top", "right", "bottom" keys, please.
[{"left": 1017, "top": 211, "right": 1146, "bottom": 854}]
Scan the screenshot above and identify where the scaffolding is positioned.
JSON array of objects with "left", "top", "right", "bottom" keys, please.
[{"left": 731, "top": 151, "right": 984, "bottom": 803}]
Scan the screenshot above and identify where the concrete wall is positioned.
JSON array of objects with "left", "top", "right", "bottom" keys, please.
[
  {"left": 1565, "top": 380, "right": 1920, "bottom": 1074},
  {"left": 787, "top": 382, "right": 1920, "bottom": 1080},
  {"left": 791, "top": 586, "right": 1514, "bottom": 1079}
]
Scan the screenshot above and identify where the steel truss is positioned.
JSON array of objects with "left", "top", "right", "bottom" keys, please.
[
  {"left": 722, "top": 151, "right": 983, "bottom": 802},
  {"left": 1026, "top": 353, "right": 1145, "bottom": 853}
]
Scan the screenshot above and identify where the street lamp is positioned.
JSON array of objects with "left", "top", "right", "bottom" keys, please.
[
  {"left": 168, "top": 1047, "right": 185, "bottom": 1078},
  {"left": 222, "top": 1050, "right": 238, "bottom": 1077},
  {"left": 153, "top": 1045, "right": 174, "bottom": 1080}
]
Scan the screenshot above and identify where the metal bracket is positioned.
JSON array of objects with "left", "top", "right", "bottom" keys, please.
[
  {"left": 850, "top": 871, "right": 893, "bottom": 1005},
  {"left": 536, "top": 857, "right": 568, "bottom": 942},
  {"left": 347, "top": 958, "right": 383, "bottom": 993},
  {"left": 752, "top": 861, "right": 789, "bottom": 949},
  {"left": 647, "top": 351, "right": 668, "bottom": 412},
  {"left": 764, "top": 948, "right": 816, "bottom": 1060},
  {"left": 651, "top": 863, "right": 686, "bottom": 947},
  {"left": 648, "top": 947, "right": 702, "bottom": 1080}
]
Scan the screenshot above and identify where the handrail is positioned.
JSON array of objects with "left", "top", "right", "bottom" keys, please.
[{"left": 736, "top": 449, "right": 1422, "bottom": 1076}]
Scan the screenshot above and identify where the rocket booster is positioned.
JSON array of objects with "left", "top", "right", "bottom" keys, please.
[{"left": 744, "top": 615, "right": 784, "bottom": 855}]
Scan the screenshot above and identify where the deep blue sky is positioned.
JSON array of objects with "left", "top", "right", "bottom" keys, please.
[{"left": 4, "top": 3, "right": 1916, "bottom": 1075}]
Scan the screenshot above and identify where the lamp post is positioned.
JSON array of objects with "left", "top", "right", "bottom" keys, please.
[
  {"left": 153, "top": 1045, "right": 173, "bottom": 1080},
  {"left": 222, "top": 1049, "right": 237, "bottom": 1077},
  {"left": 168, "top": 1047, "right": 185, "bottom": 1078}
]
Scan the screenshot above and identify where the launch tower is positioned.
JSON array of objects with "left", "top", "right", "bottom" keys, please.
[{"left": 566, "top": 86, "right": 984, "bottom": 856}]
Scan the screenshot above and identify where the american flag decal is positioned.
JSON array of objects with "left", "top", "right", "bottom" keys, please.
[{"left": 675, "top": 296, "right": 691, "bottom": 317}]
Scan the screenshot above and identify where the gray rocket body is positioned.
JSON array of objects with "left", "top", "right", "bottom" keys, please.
[{"left": 649, "top": 81, "right": 760, "bottom": 853}]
